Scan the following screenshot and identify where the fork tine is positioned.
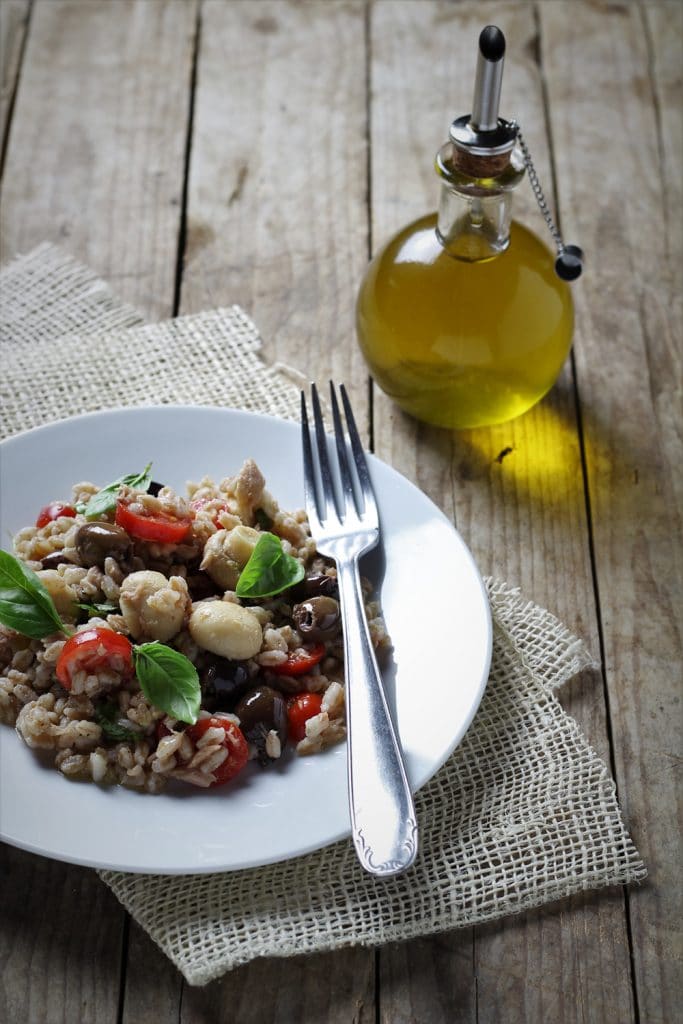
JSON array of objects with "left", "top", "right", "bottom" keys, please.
[
  {"left": 311, "top": 382, "right": 339, "bottom": 522},
  {"left": 339, "top": 383, "right": 378, "bottom": 518},
  {"left": 300, "top": 391, "right": 323, "bottom": 533},
  {"left": 329, "top": 382, "right": 361, "bottom": 517}
]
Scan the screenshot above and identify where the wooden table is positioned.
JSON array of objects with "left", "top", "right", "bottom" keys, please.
[{"left": 1, "top": 1, "right": 680, "bottom": 1021}]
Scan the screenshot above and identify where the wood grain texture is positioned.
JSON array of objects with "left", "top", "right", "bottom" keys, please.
[
  {"left": 0, "top": 0, "right": 197, "bottom": 317},
  {"left": 181, "top": 947, "right": 375, "bottom": 1024},
  {"left": 121, "top": 921, "right": 183, "bottom": 1024},
  {"left": 474, "top": 888, "right": 635, "bottom": 1024},
  {"left": 379, "top": 931, "right": 476, "bottom": 1024},
  {"left": 0, "top": 0, "right": 30, "bottom": 166},
  {"left": 368, "top": 3, "right": 635, "bottom": 1022},
  {"left": 641, "top": 0, "right": 683, "bottom": 516},
  {"left": 0, "top": 843, "right": 124, "bottom": 1024},
  {"left": 541, "top": 2, "right": 683, "bottom": 1022},
  {"left": 178, "top": 0, "right": 369, "bottom": 390}
]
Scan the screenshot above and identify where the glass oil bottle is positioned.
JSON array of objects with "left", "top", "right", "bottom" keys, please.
[{"left": 356, "top": 26, "right": 583, "bottom": 430}]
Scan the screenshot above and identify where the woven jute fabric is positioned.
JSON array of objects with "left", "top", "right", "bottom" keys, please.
[
  {"left": 0, "top": 245, "right": 645, "bottom": 986},
  {"left": 0, "top": 246, "right": 302, "bottom": 433}
]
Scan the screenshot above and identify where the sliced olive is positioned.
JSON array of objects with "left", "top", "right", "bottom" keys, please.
[
  {"left": 234, "top": 685, "right": 287, "bottom": 765},
  {"left": 200, "top": 657, "right": 251, "bottom": 712},
  {"left": 147, "top": 481, "right": 165, "bottom": 497},
  {"left": 292, "top": 577, "right": 337, "bottom": 598},
  {"left": 75, "top": 522, "right": 132, "bottom": 568},
  {"left": 293, "top": 595, "right": 341, "bottom": 642},
  {"left": 41, "top": 551, "right": 76, "bottom": 570}
]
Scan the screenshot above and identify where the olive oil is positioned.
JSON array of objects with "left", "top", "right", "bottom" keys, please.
[
  {"left": 355, "top": 25, "right": 580, "bottom": 431},
  {"left": 357, "top": 214, "right": 573, "bottom": 429}
]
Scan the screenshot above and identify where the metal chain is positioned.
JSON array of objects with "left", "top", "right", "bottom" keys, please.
[{"left": 509, "top": 120, "right": 565, "bottom": 256}]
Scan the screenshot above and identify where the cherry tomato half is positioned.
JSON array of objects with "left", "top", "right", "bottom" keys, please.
[
  {"left": 269, "top": 643, "right": 326, "bottom": 677},
  {"left": 115, "top": 498, "right": 192, "bottom": 544},
  {"left": 56, "top": 627, "right": 133, "bottom": 689},
  {"left": 189, "top": 498, "right": 230, "bottom": 530},
  {"left": 286, "top": 692, "right": 323, "bottom": 742},
  {"left": 36, "top": 502, "right": 77, "bottom": 528},
  {"left": 186, "top": 716, "right": 249, "bottom": 785}
]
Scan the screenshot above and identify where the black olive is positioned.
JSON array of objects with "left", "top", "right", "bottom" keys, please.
[
  {"left": 234, "top": 686, "right": 287, "bottom": 765},
  {"left": 293, "top": 595, "right": 341, "bottom": 642},
  {"left": 41, "top": 551, "right": 76, "bottom": 570},
  {"left": 75, "top": 522, "right": 132, "bottom": 568},
  {"left": 147, "top": 481, "right": 165, "bottom": 497},
  {"left": 200, "top": 658, "right": 251, "bottom": 712},
  {"left": 187, "top": 571, "right": 222, "bottom": 601},
  {"left": 292, "top": 572, "right": 337, "bottom": 599},
  {"left": 0, "top": 633, "right": 14, "bottom": 672}
]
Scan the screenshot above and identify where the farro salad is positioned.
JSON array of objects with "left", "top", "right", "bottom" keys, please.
[{"left": 0, "top": 459, "right": 388, "bottom": 793}]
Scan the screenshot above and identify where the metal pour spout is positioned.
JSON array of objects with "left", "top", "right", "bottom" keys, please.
[
  {"left": 471, "top": 25, "right": 506, "bottom": 132},
  {"left": 449, "top": 25, "right": 516, "bottom": 159}
]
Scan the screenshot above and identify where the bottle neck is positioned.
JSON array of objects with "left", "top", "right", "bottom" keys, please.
[{"left": 435, "top": 142, "right": 524, "bottom": 262}]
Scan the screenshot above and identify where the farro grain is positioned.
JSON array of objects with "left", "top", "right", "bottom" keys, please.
[{"left": 2, "top": 462, "right": 388, "bottom": 791}]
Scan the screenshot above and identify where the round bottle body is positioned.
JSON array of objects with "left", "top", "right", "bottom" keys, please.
[{"left": 356, "top": 214, "right": 574, "bottom": 429}]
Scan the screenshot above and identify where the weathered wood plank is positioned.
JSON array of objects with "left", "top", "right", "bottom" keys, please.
[
  {"left": 641, "top": 0, "right": 683, "bottom": 516},
  {"left": 175, "top": 0, "right": 374, "bottom": 1015},
  {"left": 0, "top": 2, "right": 197, "bottom": 1022},
  {"left": 369, "top": 3, "right": 636, "bottom": 1021},
  {"left": 642, "top": 0, "right": 683, "bottom": 278},
  {"left": 541, "top": 2, "right": 683, "bottom": 1021},
  {"left": 0, "top": 844, "right": 124, "bottom": 1024},
  {"left": 178, "top": 0, "right": 369, "bottom": 389},
  {"left": 0, "top": 0, "right": 197, "bottom": 319},
  {"left": 0, "top": 0, "right": 30, "bottom": 167},
  {"left": 379, "top": 932, "right": 476, "bottom": 1024},
  {"left": 181, "top": 948, "right": 375, "bottom": 1024},
  {"left": 474, "top": 888, "right": 634, "bottom": 1024},
  {"left": 121, "top": 921, "right": 183, "bottom": 1024}
]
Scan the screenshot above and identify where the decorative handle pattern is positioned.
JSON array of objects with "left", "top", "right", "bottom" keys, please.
[{"left": 335, "top": 553, "right": 418, "bottom": 877}]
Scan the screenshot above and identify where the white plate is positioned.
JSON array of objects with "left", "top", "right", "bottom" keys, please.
[{"left": 0, "top": 406, "right": 491, "bottom": 873}]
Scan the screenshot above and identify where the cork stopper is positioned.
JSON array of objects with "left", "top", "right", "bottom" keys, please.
[{"left": 452, "top": 148, "right": 511, "bottom": 178}]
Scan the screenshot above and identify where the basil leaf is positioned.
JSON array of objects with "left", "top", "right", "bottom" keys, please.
[
  {"left": 0, "top": 550, "right": 69, "bottom": 639},
  {"left": 76, "top": 601, "right": 119, "bottom": 619},
  {"left": 132, "top": 642, "right": 200, "bottom": 725},
  {"left": 95, "top": 701, "right": 141, "bottom": 743},
  {"left": 78, "top": 462, "right": 153, "bottom": 519},
  {"left": 235, "top": 532, "right": 305, "bottom": 598}
]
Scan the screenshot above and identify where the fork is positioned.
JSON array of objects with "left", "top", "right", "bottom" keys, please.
[{"left": 301, "top": 382, "right": 418, "bottom": 877}]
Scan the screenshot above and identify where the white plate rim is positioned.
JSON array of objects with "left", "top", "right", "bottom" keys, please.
[{"left": 0, "top": 404, "right": 492, "bottom": 873}]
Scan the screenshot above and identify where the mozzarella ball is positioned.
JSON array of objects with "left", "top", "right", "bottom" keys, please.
[
  {"left": 189, "top": 601, "right": 262, "bottom": 660},
  {"left": 200, "top": 525, "right": 260, "bottom": 591},
  {"left": 119, "top": 570, "right": 190, "bottom": 642}
]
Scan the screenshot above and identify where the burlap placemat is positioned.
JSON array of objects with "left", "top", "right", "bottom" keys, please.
[{"left": 0, "top": 245, "right": 645, "bottom": 986}]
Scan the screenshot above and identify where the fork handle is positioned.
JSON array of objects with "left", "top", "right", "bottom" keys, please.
[{"left": 336, "top": 555, "right": 418, "bottom": 877}]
